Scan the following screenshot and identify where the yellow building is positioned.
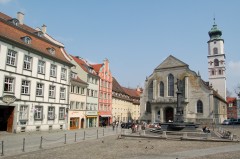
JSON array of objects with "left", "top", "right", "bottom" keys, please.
[{"left": 112, "top": 77, "right": 141, "bottom": 123}]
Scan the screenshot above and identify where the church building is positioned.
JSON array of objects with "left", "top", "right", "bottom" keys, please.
[{"left": 140, "top": 21, "right": 227, "bottom": 125}]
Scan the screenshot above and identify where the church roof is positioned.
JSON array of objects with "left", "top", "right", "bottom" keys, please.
[{"left": 155, "top": 55, "right": 189, "bottom": 70}]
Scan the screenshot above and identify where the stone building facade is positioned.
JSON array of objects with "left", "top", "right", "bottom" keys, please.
[{"left": 140, "top": 55, "right": 227, "bottom": 124}]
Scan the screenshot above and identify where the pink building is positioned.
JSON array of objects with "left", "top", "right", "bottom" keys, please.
[{"left": 92, "top": 59, "right": 112, "bottom": 126}]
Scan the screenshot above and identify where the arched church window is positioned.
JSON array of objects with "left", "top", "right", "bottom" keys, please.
[
  {"left": 214, "top": 59, "right": 219, "bottom": 66},
  {"left": 148, "top": 81, "right": 153, "bottom": 100},
  {"left": 197, "top": 100, "right": 203, "bottom": 113},
  {"left": 213, "top": 47, "right": 218, "bottom": 54},
  {"left": 168, "top": 74, "right": 174, "bottom": 96},
  {"left": 160, "top": 81, "right": 164, "bottom": 97}
]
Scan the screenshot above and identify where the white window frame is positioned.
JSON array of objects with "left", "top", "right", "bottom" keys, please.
[
  {"left": 21, "top": 80, "right": 30, "bottom": 95},
  {"left": 48, "top": 107, "right": 55, "bottom": 120},
  {"left": 36, "top": 83, "right": 44, "bottom": 96},
  {"left": 6, "top": 49, "right": 17, "bottom": 66},
  {"left": 61, "top": 68, "right": 67, "bottom": 80},
  {"left": 59, "top": 107, "right": 65, "bottom": 120},
  {"left": 38, "top": 60, "right": 45, "bottom": 74},
  {"left": 4, "top": 77, "right": 14, "bottom": 92},
  {"left": 50, "top": 64, "right": 57, "bottom": 77},
  {"left": 19, "top": 105, "right": 28, "bottom": 120},
  {"left": 34, "top": 106, "right": 43, "bottom": 120},
  {"left": 60, "top": 87, "right": 66, "bottom": 99},
  {"left": 23, "top": 55, "right": 32, "bottom": 70},
  {"left": 49, "top": 85, "right": 55, "bottom": 98}
]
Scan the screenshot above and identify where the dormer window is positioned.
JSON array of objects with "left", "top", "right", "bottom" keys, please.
[
  {"left": 9, "top": 18, "right": 19, "bottom": 26},
  {"left": 35, "top": 31, "right": 43, "bottom": 37},
  {"left": 47, "top": 48, "right": 55, "bottom": 55},
  {"left": 21, "top": 36, "right": 32, "bottom": 44}
]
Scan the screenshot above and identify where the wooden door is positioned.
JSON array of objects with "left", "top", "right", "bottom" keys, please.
[{"left": 7, "top": 107, "right": 14, "bottom": 132}]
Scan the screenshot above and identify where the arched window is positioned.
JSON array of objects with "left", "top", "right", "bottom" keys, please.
[
  {"left": 160, "top": 81, "right": 164, "bottom": 97},
  {"left": 148, "top": 81, "right": 153, "bottom": 100},
  {"left": 146, "top": 101, "right": 151, "bottom": 113},
  {"left": 218, "top": 70, "right": 222, "bottom": 75},
  {"left": 168, "top": 74, "right": 174, "bottom": 96},
  {"left": 212, "top": 70, "right": 215, "bottom": 75},
  {"left": 213, "top": 47, "right": 218, "bottom": 54},
  {"left": 197, "top": 100, "right": 203, "bottom": 113},
  {"left": 214, "top": 59, "right": 219, "bottom": 66}
]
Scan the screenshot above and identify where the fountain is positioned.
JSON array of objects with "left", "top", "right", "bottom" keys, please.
[{"left": 161, "top": 79, "right": 197, "bottom": 131}]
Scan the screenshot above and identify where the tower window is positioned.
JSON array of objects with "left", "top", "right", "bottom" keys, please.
[
  {"left": 214, "top": 59, "right": 219, "bottom": 66},
  {"left": 212, "top": 70, "right": 215, "bottom": 75},
  {"left": 218, "top": 70, "right": 222, "bottom": 75},
  {"left": 213, "top": 47, "right": 218, "bottom": 54}
]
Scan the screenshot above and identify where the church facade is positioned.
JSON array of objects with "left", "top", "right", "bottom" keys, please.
[{"left": 140, "top": 55, "right": 227, "bottom": 124}]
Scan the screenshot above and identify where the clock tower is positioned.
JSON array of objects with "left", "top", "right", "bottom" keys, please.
[{"left": 208, "top": 19, "right": 226, "bottom": 99}]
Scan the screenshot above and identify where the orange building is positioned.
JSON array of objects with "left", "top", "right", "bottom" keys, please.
[{"left": 92, "top": 59, "right": 112, "bottom": 126}]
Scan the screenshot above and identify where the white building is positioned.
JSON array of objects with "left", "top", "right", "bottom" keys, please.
[
  {"left": 0, "top": 12, "right": 73, "bottom": 133},
  {"left": 69, "top": 55, "right": 99, "bottom": 128}
]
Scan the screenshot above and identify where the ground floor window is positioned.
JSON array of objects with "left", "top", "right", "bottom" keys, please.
[
  {"left": 34, "top": 106, "right": 43, "bottom": 120},
  {"left": 19, "top": 105, "right": 28, "bottom": 120}
]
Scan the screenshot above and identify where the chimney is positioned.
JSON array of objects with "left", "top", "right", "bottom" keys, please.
[
  {"left": 42, "top": 24, "right": 47, "bottom": 34},
  {"left": 17, "top": 12, "right": 24, "bottom": 25}
]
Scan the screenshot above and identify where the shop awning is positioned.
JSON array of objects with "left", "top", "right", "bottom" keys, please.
[
  {"left": 86, "top": 116, "right": 97, "bottom": 118},
  {"left": 100, "top": 115, "right": 112, "bottom": 117}
]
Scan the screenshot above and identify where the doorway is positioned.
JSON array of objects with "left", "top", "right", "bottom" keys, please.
[
  {"left": 0, "top": 106, "right": 14, "bottom": 132},
  {"left": 70, "top": 117, "right": 79, "bottom": 130},
  {"left": 165, "top": 107, "right": 173, "bottom": 122}
]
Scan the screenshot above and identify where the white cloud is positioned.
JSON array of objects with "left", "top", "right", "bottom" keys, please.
[{"left": 0, "top": 0, "right": 13, "bottom": 4}]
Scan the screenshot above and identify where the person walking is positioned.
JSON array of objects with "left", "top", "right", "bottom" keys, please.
[{"left": 112, "top": 122, "right": 115, "bottom": 131}]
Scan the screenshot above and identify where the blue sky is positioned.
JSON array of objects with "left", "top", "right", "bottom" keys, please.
[{"left": 1, "top": 0, "right": 240, "bottom": 96}]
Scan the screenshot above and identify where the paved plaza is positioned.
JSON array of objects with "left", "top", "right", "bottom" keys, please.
[{"left": 1, "top": 126, "right": 240, "bottom": 159}]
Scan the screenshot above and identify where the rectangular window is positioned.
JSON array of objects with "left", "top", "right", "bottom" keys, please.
[
  {"left": 87, "top": 103, "right": 90, "bottom": 110},
  {"left": 50, "top": 64, "right": 57, "bottom": 77},
  {"left": 48, "top": 107, "right": 55, "bottom": 120},
  {"left": 38, "top": 60, "right": 45, "bottom": 74},
  {"left": 76, "top": 102, "right": 80, "bottom": 109},
  {"left": 87, "top": 89, "right": 90, "bottom": 96},
  {"left": 4, "top": 77, "right": 14, "bottom": 92},
  {"left": 59, "top": 107, "right": 65, "bottom": 120},
  {"left": 6, "top": 49, "right": 17, "bottom": 66},
  {"left": 23, "top": 55, "right": 32, "bottom": 70},
  {"left": 80, "top": 102, "right": 84, "bottom": 110},
  {"left": 36, "top": 83, "right": 44, "bottom": 96},
  {"left": 70, "top": 101, "right": 74, "bottom": 109},
  {"left": 21, "top": 80, "right": 30, "bottom": 94},
  {"left": 49, "top": 85, "right": 55, "bottom": 98},
  {"left": 34, "top": 106, "right": 43, "bottom": 120},
  {"left": 91, "top": 90, "right": 94, "bottom": 97},
  {"left": 61, "top": 68, "right": 67, "bottom": 80},
  {"left": 60, "top": 87, "right": 66, "bottom": 99},
  {"left": 70, "top": 85, "right": 75, "bottom": 93},
  {"left": 19, "top": 105, "right": 28, "bottom": 120},
  {"left": 81, "top": 88, "right": 85, "bottom": 95}
]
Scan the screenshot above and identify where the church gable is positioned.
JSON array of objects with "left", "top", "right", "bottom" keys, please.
[{"left": 155, "top": 55, "right": 188, "bottom": 70}]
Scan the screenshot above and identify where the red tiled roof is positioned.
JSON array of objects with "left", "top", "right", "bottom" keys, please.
[
  {"left": 0, "top": 12, "right": 72, "bottom": 66},
  {"left": 70, "top": 55, "right": 97, "bottom": 76},
  {"left": 112, "top": 77, "right": 125, "bottom": 94},
  {"left": 92, "top": 64, "right": 103, "bottom": 74},
  {"left": 226, "top": 97, "right": 236, "bottom": 103},
  {"left": 122, "top": 87, "right": 140, "bottom": 98}
]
